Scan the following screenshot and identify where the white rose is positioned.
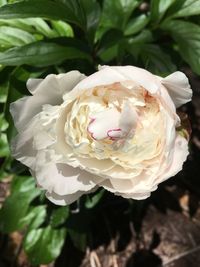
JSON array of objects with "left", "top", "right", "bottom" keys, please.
[{"left": 10, "top": 66, "right": 192, "bottom": 205}]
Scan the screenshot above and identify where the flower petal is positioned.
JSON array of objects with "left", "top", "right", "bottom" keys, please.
[
  {"left": 87, "top": 108, "right": 121, "bottom": 140},
  {"left": 11, "top": 117, "right": 39, "bottom": 169},
  {"left": 155, "top": 134, "right": 189, "bottom": 184},
  {"left": 74, "top": 66, "right": 160, "bottom": 94},
  {"left": 161, "top": 71, "right": 192, "bottom": 108},
  {"left": 34, "top": 150, "right": 101, "bottom": 196},
  {"left": 10, "top": 71, "right": 85, "bottom": 131},
  {"left": 46, "top": 186, "right": 98, "bottom": 206},
  {"left": 46, "top": 190, "right": 85, "bottom": 206}
]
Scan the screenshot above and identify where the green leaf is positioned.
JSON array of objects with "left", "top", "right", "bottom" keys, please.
[
  {"left": 0, "top": 176, "right": 41, "bottom": 233},
  {"left": 125, "top": 14, "right": 150, "bottom": 36},
  {"left": 80, "top": 0, "right": 101, "bottom": 43},
  {"left": 140, "top": 44, "right": 177, "bottom": 75},
  {"left": 85, "top": 189, "right": 105, "bottom": 209},
  {"left": 57, "top": 0, "right": 86, "bottom": 29},
  {"left": 100, "top": 0, "right": 141, "bottom": 30},
  {"left": 0, "top": 40, "right": 91, "bottom": 67},
  {"left": 50, "top": 206, "right": 69, "bottom": 228},
  {"left": 150, "top": 0, "right": 176, "bottom": 21},
  {"left": 69, "top": 229, "right": 87, "bottom": 251},
  {"left": 51, "top": 20, "right": 73, "bottom": 37},
  {"left": 0, "top": 18, "right": 31, "bottom": 30},
  {"left": 0, "top": 0, "right": 7, "bottom": 7},
  {"left": 0, "top": 18, "right": 54, "bottom": 38},
  {"left": 0, "top": 0, "right": 86, "bottom": 29},
  {"left": 21, "top": 205, "right": 47, "bottom": 230},
  {"left": 0, "top": 114, "right": 8, "bottom": 130},
  {"left": 0, "top": 83, "right": 8, "bottom": 103},
  {"left": 17, "top": 18, "right": 56, "bottom": 38},
  {"left": 161, "top": 20, "right": 200, "bottom": 74},
  {"left": 0, "top": 133, "right": 9, "bottom": 157},
  {"left": 11, "top": 176, "right": 37, "bottom": 193},
  {"left": 97, "top": 29, "right": 123, "bottom": 61},
  {"left": 4, "top": 83, "right": 21, "bottom": 143},
  {"left": 0, "top": 26, "right": 36, "bottom": 47},
  {"left": 23, "top": 226, "right": 66, "bottom": 265},
  {"left": 126, "top": 30, "right": 154, "bottom": 60},
  {"left": 127, "top": 29, "right": 154, "bottom": 44},
  {"left": 169, "top": 0, "right": 200, "bottom": 18}
]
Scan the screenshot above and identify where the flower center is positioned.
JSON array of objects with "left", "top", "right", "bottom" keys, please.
[{"left": 87, "top": 102, "right": 138, "bottom": 141}]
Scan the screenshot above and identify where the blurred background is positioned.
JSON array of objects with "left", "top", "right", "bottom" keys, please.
[{"left": 0, "top": 0, "right": 200, "bottom": 266}]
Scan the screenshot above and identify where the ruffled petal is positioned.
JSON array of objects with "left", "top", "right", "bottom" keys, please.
[
  {"left": 46, "top": 186, "right": 98, "bottom": 206},
  {"left": 74, "top": 66, "right": 160, "bottom": 95},
  {"left": 155, "top": 134, "right": 189, "bottom": 184},
  {"left": 10, "top": 71, "right": 85, "bottom": 132},
  {"left": 11, "top": 117, "right": 39, "bottom": 169},
  {"left": 27, "top": 71, "right": 85, "bottom": 96},
  {"left": 161, "top": 71, "right": 192, "bottom": 108},
  {"left": 118, "top": 191, "right": 151, "bottom": 200},
  {"left": 34, "top": 150, "right": 101, "bottom": 196},
  {"left": 46, "top": 190, "right": 85, "bottom": 206}
]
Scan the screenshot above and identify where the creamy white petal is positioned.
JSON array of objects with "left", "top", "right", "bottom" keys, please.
[
  {"left": 155, "top": 134, "right": 189, "bottom": 184},
  {"left": 99, "top": 170, "right": 150, "bottom": 194},
  {"left": 26, "top": 78, "right": 43, "bottom": 94},
  {"left": 119, "top": 101, "right": 138, "bottom": 135},
  {"left": 87, "top": 108, "right": 121, "bottom": 140},
  {"left": 46, "top": 186, "right": 98, "bottom": 206},
  {"left": 46, "top": 190, "right": 85, "bottom": 206},
  {"left": 74, "top": 66, "right": 160, "bottom": 94},
  {"left": 10, "top": 71, "right": 85, "bottom": 132},
  {"left": 161, "top": 71, "right": 192, "bottom": 108},
  {"left": 34, "top": 150, "right": 101, "bottom": 195},
  {"left": 117, "top": 191, "right": 152, "bottom": 200},
  {"left": 11, "top": 117, "right": 39, "bottom": 169},
  {"left": 58, "top": 72, "right": 86, "bottom": 95},
  {"left": 11, "top": 136, "right": 36, "bottom": 169},
  {"left": 27, "top": 71, "right": 85, "bottom": 96}
]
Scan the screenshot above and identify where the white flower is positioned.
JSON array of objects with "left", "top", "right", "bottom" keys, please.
[{"left": 10, "top": 66, "right": 192, "bottom": 205}]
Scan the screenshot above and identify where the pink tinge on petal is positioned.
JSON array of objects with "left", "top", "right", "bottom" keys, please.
[
  {"left": 107, "top": 128, "right": 122, "bottom": 140},
  {"left": 87, "top": 108, "right": 121, "bottom": 140},
  {"left": 87, "top": 103, "right": 139, "bottom": 141},
  {"left": 87, "top": 118, "right": 97, "bottom": 140}
]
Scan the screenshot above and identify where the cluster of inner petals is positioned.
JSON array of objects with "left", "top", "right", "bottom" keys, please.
[
  {"left": 64, "top": 81, "right": 163, "bottom": 169},
  {"left": 87, "top": 104, "right": 138, "bottom": 141}
]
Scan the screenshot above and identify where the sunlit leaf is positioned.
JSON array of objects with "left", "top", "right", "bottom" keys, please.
[
  {"left": 24, "top": 226, "right": 66, "bottom": 265},
  {"left": 0, "top": 0, "right": 86, "bottom": 29},
  {"left": 80, "top": 0, "right": 101, "bottom": 43},
  {"left": 169, "top": 0, "right": 200, "bottom": 18},
  {"left": 125, "top": 14, "right": 150, "bottom": 36},
  {"left": 0, "top": 26, "right": 36, "bottom": 47},
  {"left": 161, "top": 20, "right": 200, "bottom": 74},
  {"left": 100, "top": 0, "right": 141, "bottom": 30},
  {"left": 21, "top": 205, "right": 47, "bottom": 230},
  {"left": 51, "top": 20, "right": 73, "bottom": 37},
  {"left": 85, "top": 189, "right": 105, "bottom": 209},
  {"left": 150, "top": 0, "right": 176, "bottom": 21},
  {"left": 0, "top": 176, "right": 41, "bottom": 233},
  {"left": 0, "top": 133, "right": 9, "bottom": 157},
  {"left": 50, "top": 206, "right": 69, "bottom": 228},
  {"left": 0, "top": 40, "right": 91, "bottom": 67}
]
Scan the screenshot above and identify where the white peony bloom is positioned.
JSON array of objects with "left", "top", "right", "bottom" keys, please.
[{"left": 10, "top": 66, "right": 192, "bottom": 205}]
